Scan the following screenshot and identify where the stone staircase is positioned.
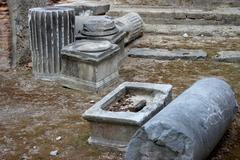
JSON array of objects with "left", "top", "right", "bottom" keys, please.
[{"left": 107, "top": 5, "right": 240, "bottom": 36}]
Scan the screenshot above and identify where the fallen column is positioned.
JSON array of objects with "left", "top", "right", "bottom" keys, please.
[
  {"left": 29, "top": 7, "right": 75, "bottom": 80},
  {"left": 114, "top": 12, "right": 144, "bottom": 44},
  {"left": 126, "top": 78, "right": 238, "bottom": 160}
]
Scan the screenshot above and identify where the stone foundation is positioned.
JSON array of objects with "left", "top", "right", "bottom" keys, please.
[{"left": 103, "top": 0, "right": 240, "bottom": 8}]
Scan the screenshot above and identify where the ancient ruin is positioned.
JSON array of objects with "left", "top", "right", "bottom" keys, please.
[
  {"left": 83, "top": 82, "right": 172, "bottom": 151},
  {"left": 126, "top": 78, "right": 238, "bottom": 160},
  {"left": 29, "top": 7, "right": 75, "bottom": 80},
  {"left": 76, "top": 17, "right": 126, "bottom": 62},
  {"left": 0, "top": 0, "right": 240, "bottom": 159},
  {"left": 59, "top": 40, "right": 120, "bottom": 91}
]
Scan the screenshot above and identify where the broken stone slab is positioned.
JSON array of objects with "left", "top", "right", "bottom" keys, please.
[
  {"left": 75, "top": 15, "right": 113, "bottom": 35},
  {"left": 83, "top": 82, "right": 172, "bottom": 151},
  {"left": 114, "top": 12, "right": 144, "bottom": 44},
  {"left": 213, "top": 51, "right": 240, "bottom": 63},
  {"left": 126, "top": 78, "right": 238, "bottom": 160},
  {"left": 29, "top": 7, "right": 75, "bottom": 81},
  {"left": 55, "top": 1, "right": 110, "bottom": 15},
  {"left": 59, "top": 40, "right": 120, "bottom": 92},
  {"left": 128, "top": 48, "right": 207, "bottom": 60}
]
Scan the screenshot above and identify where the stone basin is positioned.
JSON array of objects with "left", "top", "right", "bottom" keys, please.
[{"left": 82, "top": 82, "right": 172, "bottom": 151}]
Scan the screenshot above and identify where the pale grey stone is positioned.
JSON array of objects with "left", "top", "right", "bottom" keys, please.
[
  {"left": 144, "top": 24, "right": 240, "bottom": 37},
  {"left": 83, "top": 82, "right": 172, "bottom": 151},
  {"left": 76, "top": 17, "right": 126, "bottom": 63},
  {"left": 128, "top": 48, "right": 207, "bottom": 60},
  {"left": 126, "top": 78, "right": 238, "bottom": 160},
  {"left": 59, "top": 40, "right": 120, "bottom": 92},
  {"left": 213, "top": 51, "right": 240, "bottom": 63},
  {"left": 108, "top": 6, "right": 240, "bottom": 26},
  {"left": 50, "top": 150, "right": 58, "bottom": 156},
  {"left": 29, "top": 7, "right": 75, "bottom": 81},
  {"left": 103, "top": 0, "right": 240, "bottom": 8},
  {"left": 55, "top": 1, "right": 110, "bottom": 15},
  {"left": 115, "top": 12, "right": 144, "bottom": 44}
]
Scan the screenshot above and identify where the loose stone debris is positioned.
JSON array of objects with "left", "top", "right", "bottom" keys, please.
[
  {"left": 56, "top": 136, "right": 62, "bottom": 141},
  {"left": 50, "top": 150, "right": 59, "bottom": 156},
  {"left": 107, "top": 92, "right": 147, "bottom": 112},
  {"left": 213, "top": 51, "right": 240, "bottom": 63},
  {"left": 59, "top": 40, "right": 120, "bottom": 92},
  {"left": 128, "top": 48, "right": 207, "bottom": 60}
]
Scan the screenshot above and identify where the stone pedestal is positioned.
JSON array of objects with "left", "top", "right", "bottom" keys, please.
[
  {"left": 59, "top": 40, "right": 120, "bottom": 92},
  {"left": 115, "top": 12, "right": 144, "bottom": 44},
  {"left": 83, "top": 82, "right": 172, "bottom": 151},
  {"left": 76, "top": 17, "right": 126, "bottom": 63},
  {"left": 29, "top": 7, "right": 75, "bottom": 81}
]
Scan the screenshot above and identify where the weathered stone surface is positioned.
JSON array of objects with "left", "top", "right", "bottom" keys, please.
[
  {"left": 55, "top": 0, "right": 110, "bottom": 15},
  {"left": 144, "top": 24, "right": 240, "bottom": 37},
  {"left": 115, "top": 12, "right": 144, "bottom": 44},
  {"left": 29, "top": 7, "right": 75, "bottom": 81},
  {"left": 81, "top": 18, "right": 119, "bottom": 37},
  {"left": 128, "top": 48, "right": 207, "bottom": 60},
  {"left": 213, "top": 51, "right": 240, "bottom": 63},
  {"left": 126, "top": 78, "right": 238, "bottom": 160},
  {"left": 103, "top": 0, "right": 240, "bottom": 8},
  {"left": 7, "top": 0, "right": 53, "bottom": 66},
  {"left": 59, "top": 40, "right": 120, "bottom": 92},
  {"left": 83, "top": 82, "right": 172, "bottom": 151},
  {"left": 76, "top": 17, "right": 126, "bottom": 62},
  {"left": 108, "top": 6, "right": 240, "bottom": 26}
]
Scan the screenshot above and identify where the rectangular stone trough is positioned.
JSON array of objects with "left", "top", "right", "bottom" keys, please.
[{"left": 82, "top": 82, "right": 172, "bottom": 151}]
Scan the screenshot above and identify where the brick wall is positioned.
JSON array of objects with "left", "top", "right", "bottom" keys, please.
[{"left": 0, "top": 0, "right": 11, "bottom": 69}]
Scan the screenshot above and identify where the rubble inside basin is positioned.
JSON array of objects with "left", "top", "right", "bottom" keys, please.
[{"left": 106, "top": 89, "right": 153, "bottom": 112}]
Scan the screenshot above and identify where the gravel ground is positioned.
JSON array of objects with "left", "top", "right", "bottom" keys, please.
[{"left": 0, "top": 35, "right": 240, "bottom": 160}]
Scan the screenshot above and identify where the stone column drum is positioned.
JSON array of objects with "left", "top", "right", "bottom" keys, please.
[
  {"left": 126, "top": 78, "right": 238, "bottom": 160},
  {"left": 29, "top": 7, "right": 75, "bottom": 80},
  {"left": 114, "top": 12, "right": 144, "bottom": 44}
]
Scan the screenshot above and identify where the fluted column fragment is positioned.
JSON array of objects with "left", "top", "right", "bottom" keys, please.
[
  {"left": 29, "top": 7, "right": 75, "bottom": 80},
  {"left": 115, "top": 12, "right": 143, "bottom": 44}
]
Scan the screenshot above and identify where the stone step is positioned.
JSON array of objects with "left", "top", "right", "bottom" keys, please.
[
  {"left": 102, "top": 0, "right": 240, "bottom": 8},
  {"left": 213, "top": 51, "right": 240, "bottom": 63},
  {"left": 107, "top": 6, "right": 240, "bottom": 26},
  {"left": 144, "top": 24, "right": 240, "bottom": 37},
  {"left": 128, "top": 48, "right": 207, "bottom": 60}
]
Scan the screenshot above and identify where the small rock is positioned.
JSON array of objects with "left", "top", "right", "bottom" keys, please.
[
  {"left": 90, "top": 100, "right": 95, "bottom": 104},
  {"left": 182, "top": 33, "right": 189, "bottom": 38},
  {"left": 50, "top": 150, "right": 59, "bottom": 156},
  {"left": 56, "top": 136, "right": 62, "bottom": 141},
  {"left": 33, "top": 146, "right": 37, "bottom": 149},
  {"left": 27, "top": 62, "right": 32, "bottom": 68}
]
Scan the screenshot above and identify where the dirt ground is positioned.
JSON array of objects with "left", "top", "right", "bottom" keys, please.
[{"left": 0, "top": 35, "right": 240, "bottom": 160}]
